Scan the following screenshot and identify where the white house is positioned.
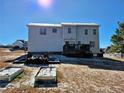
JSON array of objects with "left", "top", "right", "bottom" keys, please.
[
  {"left": 27, "top": 23, "right": 100, "bottom": 54},
  {"left": 12, "top": 40, "right": 27, "bottom": 49}
]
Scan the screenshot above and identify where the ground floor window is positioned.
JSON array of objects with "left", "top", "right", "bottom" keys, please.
[
  {"left": 78, "top": 41, "right": 81, "bottom": 44},
  {"left": 90, "top": 41, "right": 95, "bottom": 47},
  {"left": 65, "top": 41, "right": 69, "bottom": 45}
]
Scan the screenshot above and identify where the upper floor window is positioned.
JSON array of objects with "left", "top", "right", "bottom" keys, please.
[
  {"left": 68, "top": 28, "right": 72, "bottom": 34},
  {"left": 93, "top": 29, "right": 97, "bottom": 35},
  {"left": 52, "top": 28, "right": 57, "bottom": 33},
  {"left": 85, "top": 29, "right": 88, "bottom": 35},
  {"left": 40, "top": 28, "right": 46, "bottom": 35}
]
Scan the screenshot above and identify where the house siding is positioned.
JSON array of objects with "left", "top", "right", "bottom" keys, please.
[
  {"left": 28, "top": 26, "right": 63, "bottom": 52},
  {"left": 28, "top": 23, "right": 100, "bottom": 54}
]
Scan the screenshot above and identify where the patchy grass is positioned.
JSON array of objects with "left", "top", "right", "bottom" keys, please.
[
  {"left": 56, "top": 69, "right": 64, "bottom": 83},
  {"left": 0, "top": 61, "right": 11, "bottom": 69},
  {"left": 11, "top": 67, "right": 34, "bottom": 88},
  {"left": 103, "top": 55, "right": 124, "bottom": 62},
  {"left": 56, "top": 64, "right": 124, "bottom": 93},
  {"left": 1, "top": 48, "right": 124, "bottom": 93},
  {"left": 0, "top": 48, "right": 25, "bottom": 69},
  {"left": 1, "top": 64, "right": 124, "bottom": 93},
  {"left": 106, "top": 57, "right": 124, "bottom": 62},
  {"left": 3, "top": 87, "right": 62, "bottom": 93}
]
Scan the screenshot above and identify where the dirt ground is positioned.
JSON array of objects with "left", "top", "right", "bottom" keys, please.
[
  {"left": 0, "top": 48, "right": 25, "bottom": 68},
  {"left": 0, "top": 48, "right": 124, "bottom": 93}
]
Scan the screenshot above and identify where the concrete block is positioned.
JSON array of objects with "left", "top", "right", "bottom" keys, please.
[
  {"left": 0, "top": 67, "right": 23, "bottom": 83},
  {"left": 34, "top": 67, "right": 57, "bottom": 87}
]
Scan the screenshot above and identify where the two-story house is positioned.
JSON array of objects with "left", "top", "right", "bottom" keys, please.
[{"left": 27, "top": 23, "right": 100, "bottom": 55}]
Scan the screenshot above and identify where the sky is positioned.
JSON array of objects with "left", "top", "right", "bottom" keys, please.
[{"left": 0, "top": 0, "right": 124, "bottom": 48}]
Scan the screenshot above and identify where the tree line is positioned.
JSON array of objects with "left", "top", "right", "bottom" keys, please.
[{"left": 107, "top": 22, "right": 124, "bottom": 53}]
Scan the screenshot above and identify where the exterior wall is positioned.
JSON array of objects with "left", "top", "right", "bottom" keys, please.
[
  {"left": 28, "top": 23, "right": 100, "bottom": 54},
  {"left": 28, "top": 26, "right": 63, "bottom": 52},
  {"left": 76, "top": 26, "right": 100, "bottom": 53},
  {"left": 62, "top": 26, "right": 77, "bottom": 43}
]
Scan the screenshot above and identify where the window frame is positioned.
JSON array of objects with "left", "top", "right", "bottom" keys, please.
[
  {"left": 52, "top": 28, "right": 57, "bottom": 33},
  {"left": 68, "top": 28, "right": 72, "bottom": 34},
  {"left": 40, "top": 28, "right": 47, "bottom": 35},
  {"left": 85, "top": 29, "right": 88, "bottom": 35},
  {"left": 93, "top": 29, "right": 97, "bottom": 35}
]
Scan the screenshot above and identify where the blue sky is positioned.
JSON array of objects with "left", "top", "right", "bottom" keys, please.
[{"left": 0, "top": 0, "right": 124, "bottom": 48}]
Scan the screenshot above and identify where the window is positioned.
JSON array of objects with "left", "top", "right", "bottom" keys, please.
[
  {"left": 93, "top": 29, "right": 97, "bottom": 35},
  {"left": 68, "top": 28, "right": 71, "bottom": 33},
  {"left": 90, "top": 41, "right": 95, "bottom": 47},
  {"left": 52, "top": 28, "right": 57, "bottom": 33},
  {"left": 40, "top": 28, "right": 46, "bottom": 35},
  {"left": 78, "top": 41, "right": 81, "bottom": 44},
  {"left": 65, "top": 41, "right": 69, "bottom": 45},
  {"left": 85, "top": 29, "right": 88, "bottom": 35}
]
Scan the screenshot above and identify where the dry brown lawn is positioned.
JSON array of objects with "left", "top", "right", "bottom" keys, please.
[
  {"left": 0, "top": 48, "right": 25, "bottom": 69},
  {"left": 1, "top": 48, "right": 124, "bottom": 93},
  {"left": 0, "top": 61, "right": 10, "bottom": 68},
  {"left": 3, "top": 87, "right": 62, "bottom": 93},
  {"left": 107, "top": 57, "right": 124, "bottom": 62},
  {"left": 2, "top": 64, "right": 124, "bottom": 93},
  {"left": 57, "top": 64, "right": 124, "bottom": 93}
]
